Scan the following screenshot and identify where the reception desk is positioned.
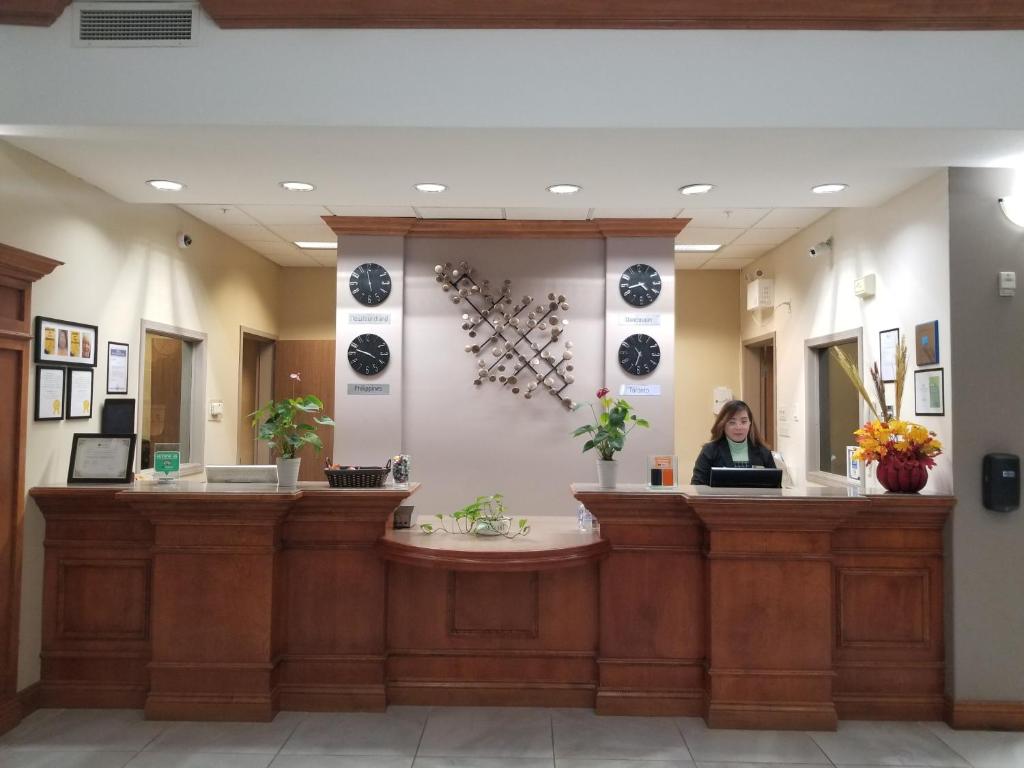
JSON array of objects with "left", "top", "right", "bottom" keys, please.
[{"left": 30, "top": 481, "right": 953, "bottom": 729}]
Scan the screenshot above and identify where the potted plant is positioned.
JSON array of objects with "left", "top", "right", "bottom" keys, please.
[
  {"left": 571, "top": 387, "right": 649, "bottom": 489},
  {"left": 832, "top": 337, "right": 943, "bottom": 492},
  {"left": 420, "top": 493, "right": 530, "bottom": 539},
  {"left": 250, "top": 373, "right": 335, "bottom": 487}
]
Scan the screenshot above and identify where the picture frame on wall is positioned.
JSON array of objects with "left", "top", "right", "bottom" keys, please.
[
  {"left": 34, "top": 315, "right": 98, "bottom": 367},
  {"left": 106, "top": 341, "right": 129, "bottom": 394},
  {"left": 915, "top": 320, "right": 939, "bottom": 366},
  {"left": 35, "top": 365, "right": 66, "bottom": 421},
  {"left": 879, "top": 328, "right": 899, "bottom": 383},
  {"left": 66, "top": 368, "right": 94, "bottom": 419},
  {"left": 914, "top": 367, "right": 945, "bottom": 416},
  {"left": 67, "top": 433, "right": 137, "bottom": 484}
]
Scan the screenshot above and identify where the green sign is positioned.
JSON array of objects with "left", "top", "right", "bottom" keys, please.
[{"left": 154, "top": 450, "right": 180, "bottom": 475}]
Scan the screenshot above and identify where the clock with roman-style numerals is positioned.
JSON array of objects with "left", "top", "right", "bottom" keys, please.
[
  {"left": 349, "top": 262, "right": 392, "bottom": 306},
  {"left": 347, "top": 333, "right": 390, "bottom": 376},
  {"left": 618, "top": 263, "right": 662, "bottom": 307},
  {"left": 618, "top": 334, "right": 661, "bottom": 376}
]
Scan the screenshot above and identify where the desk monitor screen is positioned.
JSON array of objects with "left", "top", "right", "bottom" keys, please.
[{"left": 709, "top": 467, "right": 783, "bottom": 488}]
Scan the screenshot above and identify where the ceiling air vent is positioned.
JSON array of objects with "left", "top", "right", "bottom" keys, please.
[{"left": 73, "top": 2, "right": 198, "bottom": 47}]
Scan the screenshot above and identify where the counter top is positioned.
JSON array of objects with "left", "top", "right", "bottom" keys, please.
[{"left": 32, "top": 481, "right": 420, "bottom": 497}]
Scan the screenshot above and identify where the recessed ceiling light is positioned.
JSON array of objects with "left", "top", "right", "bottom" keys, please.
[
  {"left": 146, "top": 179, "right": 184, "bottom": 192},
  {"left": 280, "top": 181, "right": 316, "bottom": 192},
  {"left": 294, "top": 241, "right": 337, "bottom": 249},
  {"left": 414, "top": 182, "right": 448, "bottom": 193},
  {"left": 674, "top": 244, "right": 722, "bottom": 252},
  {"left": 812, "top": 183, "right": 848, "bottom": 194},
  {"left": 679, "top": 183, "right": 715, "bottom": 195},
  {"left": 547, "top": 184, "right": 582, "bottom": 195}
]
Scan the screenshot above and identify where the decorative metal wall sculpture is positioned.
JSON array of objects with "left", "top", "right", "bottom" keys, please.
[{"left": 434, "top": 261, "right": 576, "bottom": 409}]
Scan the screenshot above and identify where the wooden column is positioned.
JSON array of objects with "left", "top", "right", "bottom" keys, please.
[
  {"left": 691, "top": 495, "right": 864, "bottom": 730},
  {"left": 575, "top": 489, "right": 706, "bottom": 716},
  {"left": 0, "top": 244, "right": 60, "bottom": 735},
  {"left": 123, "top": 490, "right": 296, "bottom": 721}
]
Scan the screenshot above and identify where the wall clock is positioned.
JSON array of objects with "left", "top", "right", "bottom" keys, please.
[
  {"left": 347, "top": 333, "right": 390, "bottom": 376},
  {"left": 618, "top": 334, "right": 660, "bottom": 376},
  {"left": 618, "top": 263, "right": 662, "bottom": 307},
  {"left": 349, "top": 262, "right": 392, "bottom": 306}
]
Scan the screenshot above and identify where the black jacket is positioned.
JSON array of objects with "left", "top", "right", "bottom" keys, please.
[{"left": 690, "top": 436, "right": 776, "bottom": 485}]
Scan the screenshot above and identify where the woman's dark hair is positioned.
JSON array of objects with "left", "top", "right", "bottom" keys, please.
[{"left": 709, "top": 399, "right": 770, "bottom": 448}]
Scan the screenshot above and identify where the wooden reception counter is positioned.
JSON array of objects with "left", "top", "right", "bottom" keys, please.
[{"left": 30, "top": 481, "right": 953, "bottom": 729}]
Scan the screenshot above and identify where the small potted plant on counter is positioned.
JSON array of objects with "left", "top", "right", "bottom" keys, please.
[
  {"left": 420, "top": 493, "right": 530, "bottom": 539},
  {"left": 571, "top": 387, "right": 649, "bottom": 489},
  {"left": 250, "top": 372, "right": 335, "bottom": 488}
]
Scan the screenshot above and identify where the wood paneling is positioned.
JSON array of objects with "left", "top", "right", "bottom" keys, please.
[
  {"left": 325, "top": 217, "right": 688, "bottom": 239},
  {"left": 0, "top": 244, "right": 59, "bottom": 736},
  {"left": 201, "top": 1, "right": 1024, "bottom": 30},
  {"left": 0, "top": 0, "right": 70, "bottom": 26},
  {"left": 273, "top": 340, "right": 335, "bottom": 480}
]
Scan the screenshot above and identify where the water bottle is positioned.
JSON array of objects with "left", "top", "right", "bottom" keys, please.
[{"left": 577, "top": 503, "right": 593, "bottom": 531}]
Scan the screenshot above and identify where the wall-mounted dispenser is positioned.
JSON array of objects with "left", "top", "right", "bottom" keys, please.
[{"left": 982, "top": 453, "right": 1019, "bottom": 512}]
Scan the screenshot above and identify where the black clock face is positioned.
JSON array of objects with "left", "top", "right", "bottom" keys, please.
[
  {"left": 347, "top": 334, "right": 390, "bottom": 376},
  {"left": 618, "top": 334, "right": 661, "bottom": 376},
  {"left": 619, "top": 263, "right": 662, "bottom": 307},
  {"left": 349, "top": 262, "right": 392, "bottom": 306}
]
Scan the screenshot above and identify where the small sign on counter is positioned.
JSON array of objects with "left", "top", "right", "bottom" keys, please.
[
  {"left": 348, "top": 383, "right": 390, "bottom": 396},
  {"left": 620, "top": 383, "right": 661, "bottom": 397}
]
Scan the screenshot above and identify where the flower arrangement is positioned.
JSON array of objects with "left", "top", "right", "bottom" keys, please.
[
  {"left": 571, "top": 387, "right": 649, "bottom": 461},
  {"left": 832, "top": 337, "right": 942, "bottom": 491},
  {"left": 249, "top": 372, "right": 335, "bottom": 459},
  {"left": 420, "top": 493, "right": 530, "bottom": 539}
]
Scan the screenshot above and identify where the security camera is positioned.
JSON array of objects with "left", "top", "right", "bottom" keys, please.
[
  {"left": 808, "top": 237, "right": 833, "bottom": 259},
  {"left": 177, "top": 232, "right": 193, "bottom": 249}
]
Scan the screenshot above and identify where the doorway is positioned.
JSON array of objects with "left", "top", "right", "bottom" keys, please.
[
  {"left": 742, "top": 333, "right": 776, "bottom": 449},
  {"left": 238, "top": 328, "right": 276, "bottom": 465}
]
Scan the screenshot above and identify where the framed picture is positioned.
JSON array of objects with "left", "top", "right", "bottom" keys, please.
[
  {"left": 846, "top": 445, "right": 862, "bottom": 481},
  {"left": 101, "top": 398, "right": 136, "bottom": 435},
  {"left": 914, "top": 367, "right": 945, "bottom": 416},
  {"left": 68, "top": 433, "right": 137, "bottom": 484},
  {"left": 34, "top": 316, "right": 98, "bottom": 367},
  {"left": 915, "top": 320, "right": 939, "bottom": 366},
  {"left": 34, "top": 366, "right": 66, "bottom": 421},
  {"left": 107, "top": 341, "right": 129, "bottom": 394},
  {"left": 66, "top": 368, "right": 94, "bottom": 419},
  {"left": 879, "top": 328, "right": 899, "bottom": 383}
]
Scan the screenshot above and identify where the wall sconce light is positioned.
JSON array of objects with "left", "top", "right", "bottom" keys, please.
[{"left": 999, "top": 196, "right": 1024, "bottom": 227}]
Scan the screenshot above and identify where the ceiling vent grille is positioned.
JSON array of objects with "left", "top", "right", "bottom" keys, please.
[{"left": 74, "top": 3, "right": 198, "bottom": 47}]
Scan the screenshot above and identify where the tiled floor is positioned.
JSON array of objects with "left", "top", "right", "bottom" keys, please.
[{"left": 0, "top": 707, "right": 1021, "bottom": 768}]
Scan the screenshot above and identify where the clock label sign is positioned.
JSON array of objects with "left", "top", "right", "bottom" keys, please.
[
  {"left": 618, "top": 333, "right": 661, "bottom": 376},
  {"left": 349, "top": 262, "right": 392, "bottom": 307},
  {"left": 619, "top": 263, "right": 662, "bottom": 307},
  {"left": 347, "top": 333, "right": 390, "bottom": 376}
]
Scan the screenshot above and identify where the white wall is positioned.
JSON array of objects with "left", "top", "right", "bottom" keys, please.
[
  {"left": 0, "top": 140, "right": 281, "bottom": 688},
  {"left": 739, "top": 171, "right": 953, "bottom": 492}
]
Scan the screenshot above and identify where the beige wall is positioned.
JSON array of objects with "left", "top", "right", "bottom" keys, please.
[
  {"left": 675, "top": 271, "right": 742, "bottom": 477},
  {"left": 279, "top": 267, "right": 336, "bottom": 340},
  {"left": 0, "top": 140, "right": 281, "bottom": 688}
]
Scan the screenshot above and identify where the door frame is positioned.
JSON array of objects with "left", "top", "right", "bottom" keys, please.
[
  {"left": 741, "top": 331, "right": 777, "bottom": 448},
  {"left": 238, "top": 326, "right": 277, "bottom": 465}
]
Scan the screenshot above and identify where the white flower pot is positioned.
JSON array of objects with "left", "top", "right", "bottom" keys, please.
[
  {"left": 276, "top": 457, "right": 301, "bottom": 488},
  {"left": 596, "top": 459, "right": 618, "bottom": 490}
]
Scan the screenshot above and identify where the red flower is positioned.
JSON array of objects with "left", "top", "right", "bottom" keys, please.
[{"left": 596, "top": 387, "right": 609, "bottom": 399}]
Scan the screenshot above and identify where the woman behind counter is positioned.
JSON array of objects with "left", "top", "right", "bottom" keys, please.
[{"left": 691, "top": 399, "right": 776, "bottom": 485}]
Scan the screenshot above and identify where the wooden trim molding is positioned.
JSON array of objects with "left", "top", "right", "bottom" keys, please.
[
  {"left": 946, "top": 698, "right": 1024, "bottom": 730},
  {"left": 200, "top": 1, "right": 1024, "bottom": 30},
  {"left": 0, "top": 0, "right": 70, "bottom": 26},
  {"left": 325, "top": 217, "right": 687, "bottom": 239}
]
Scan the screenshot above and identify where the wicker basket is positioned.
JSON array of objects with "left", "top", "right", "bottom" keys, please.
[{"left": 324, "top": 460, "right": 391, "bottom": 488}]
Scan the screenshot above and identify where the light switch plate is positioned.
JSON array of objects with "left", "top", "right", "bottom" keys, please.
[{"left": 999, "top": 271, "right": 1016, "bottom": 297}]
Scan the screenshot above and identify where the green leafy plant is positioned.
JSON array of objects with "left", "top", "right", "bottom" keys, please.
[
  {"left": 249, "top": 372, "right": 335, "bottom": 459},
  {"left": 420, "top": 493, "right": 529, "bottom": 539},
  {"left": 571, "top": 387, "right": 649, "bottom": 461}
]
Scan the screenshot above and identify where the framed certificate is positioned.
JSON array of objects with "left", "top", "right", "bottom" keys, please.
[
  {"left": 34, "top": 316, "right": 98, "bottom": 367},
  {"left": 878, "top": 328, "right": 899, "bottom": 383},
  {"left": 66, "top": 368, "right": 94, "bottom": 419},
  {"left": 35, "top": 366, "right": 66, "bottom": 421},
  {"left": 914, "top": 368, "right": 945, "bottom": 416},
  {"left": 67, "top": 434, "right": 137, "bottom": 483},
  {"left": 107, "top": 341, "right": 129, "bottom": 394}
]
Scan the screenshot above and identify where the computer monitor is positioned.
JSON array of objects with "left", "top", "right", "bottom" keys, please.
[{"left": 709, "top": 467, "right": 783, "bottom": 488}]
